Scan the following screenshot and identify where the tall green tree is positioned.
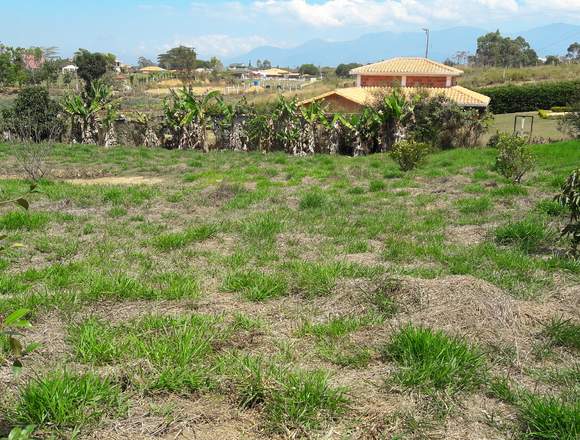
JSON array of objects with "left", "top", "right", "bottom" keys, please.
[
  {"left": 157, "top": 46, "right": 197, "bottom": 71},
  {"left": 567, "top": 42, "right": 580, "bottom": 60},
  {"left": 335, "top": 63, "right": 362, "bottom": 77},
  {"left": 74, "top": 49, "right": 113, "bottom": 93},
  {"left": 475, "top": 31, "right": 538, "bottom": 67},
  {"left": 299, "top": 63, "right": 319, "bottom": 76}
]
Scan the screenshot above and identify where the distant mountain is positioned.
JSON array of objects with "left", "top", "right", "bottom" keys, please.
[{"left": 226, "top": 23, "right": 580, "bottom": 68}]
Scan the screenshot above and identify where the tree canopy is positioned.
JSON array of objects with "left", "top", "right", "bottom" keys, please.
[
  {"left": 474, "top": 31, "right": 538, "bottom": 67},
  {"left": 74, "top": 49, "right": 114, "bottom": 93},
  {"left": 158, "top": 46, "right": 197, "bottom": 71},
  {"left": 335, "top": 63, "right": 362, "bottom": 77},
  {"left": 567, "top": 42, "right": 580, "bottom": 60},
  {"left": 299, "top": 63, "right": 319, "bottom": 76}
]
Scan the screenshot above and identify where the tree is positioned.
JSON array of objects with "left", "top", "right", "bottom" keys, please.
[
  {"left": 138, "top": 56, "right": 155, "bottom": 68},
  {"left": 0, "top": 44, "right": 28, "bottom": 89},
  {"left": 158, "top": 46, "right": 196, "bottom": 71},
  {"left": 544, "top": 55, "right": 561, "bottom": 66},
  {"left": 567, "top": 42, "right": 580, "bottom": 60},
  {"left": 335, "top": 63, "right": 362, "bottom": 77},
  {"left": 74, "top": 49, "right": 112, "bottom": 93},
  {"left": 261, "top": 59, "right": 272, "bottom": 69},
  {"left": 209, "top": 56, "right": 224, "bottom": 72},
  {"left": 474, "top": 31, "right": 538, "bottom": 67},
  {"left": 299, "top": 63, "right": 319, "bottom": 76}
]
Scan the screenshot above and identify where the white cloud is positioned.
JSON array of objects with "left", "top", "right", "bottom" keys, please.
[
  {"left": 253, "top": 0, "right": 426, "bottom": 27},
  {"left": 167, "top": 34, "right": 269, "bottom": 58}
]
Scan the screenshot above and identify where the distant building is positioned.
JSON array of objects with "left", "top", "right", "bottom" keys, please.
[
  {"left": 62, "top": 64, "right": 78, "bottom": 74},
  {"left": 301, "top": 57, "right": 490, "bottom": 112}
]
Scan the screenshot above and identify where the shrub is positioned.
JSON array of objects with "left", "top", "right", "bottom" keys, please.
[
  {"left": 381, "top": 324, "right": 486, "bottom": 393},
  {"left": 1, "top": 86, "right": 63, "bottom": 142},
  {"left": 555, "top": 169, "right": 580, "bottom": 256},
  {"left": 558, "top": 104, "right": 580, "bottom": 139},
  {"left": 494, "top": 134, "right": 534, "bottom": 183},
  {"left": 390, "top": 140, "right": 430, "bottom": 171},
  {"left": 479, "top": 80, "right": 580, "bottom": 114},
  {"left": 411, "top": 96, "right": 491, "bottom": 148}
]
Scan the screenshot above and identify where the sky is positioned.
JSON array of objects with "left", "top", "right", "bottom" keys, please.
[{"left": 2, "top": 0, "right": 580, "bottom": 63}]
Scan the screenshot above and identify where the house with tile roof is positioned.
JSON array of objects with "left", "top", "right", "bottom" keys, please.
[{"left": 300, "top": 57, "right": 490, "bottom": 112}]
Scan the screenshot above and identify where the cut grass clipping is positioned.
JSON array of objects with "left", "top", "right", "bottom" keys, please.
[
  {"left": 12, "top": 371, "right": 123, "bottom": 432},
  {"left": 381, "top": 324, "right": 486, "bottom": 393}
]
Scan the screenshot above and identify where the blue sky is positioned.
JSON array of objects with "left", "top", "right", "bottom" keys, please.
[{"left": 2, "top": 0, "right": 580, "bottom": 63}]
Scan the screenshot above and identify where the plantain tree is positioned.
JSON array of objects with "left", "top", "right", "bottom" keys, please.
[
  {"left": 214, "top": 97, "right": 250, "bottom": 151},
  {"left": 61, "top": 81, "right": 114, "bottom": 144},
  {"left": 163, "top": 88, "right": 219, "bottom": 151},
  {"left": 132, "top": 111, "right": 160, "bottom": 148},
  {"left": 272, "top": 96, "right": 302, "bottom": 155},
  {"left": 374, "top": 90, "right": 415, "bottom": 151}
]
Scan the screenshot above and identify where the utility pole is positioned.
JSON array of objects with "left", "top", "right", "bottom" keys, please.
[{"left": 422, "top": 28, "right": 430, "bottom": 59}]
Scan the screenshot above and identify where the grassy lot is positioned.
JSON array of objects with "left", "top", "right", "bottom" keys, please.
[
  {"left": 485, "top": 112, "right": 571, "bottom": 144},
  {"left": 459, "top": 63, "right": 580, "bottom": 88},
  {"left": 0, "top": 142, "right": 579, "bottom": 439}
]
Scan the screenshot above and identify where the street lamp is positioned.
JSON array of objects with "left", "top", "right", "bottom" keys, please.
[{"left": 422, "top": 28, "right": 430, "bottom": 59}]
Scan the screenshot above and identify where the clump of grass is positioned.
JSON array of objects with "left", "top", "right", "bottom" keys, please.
[
  {"left": 518, "top": 393, "right": 579, "bottom": 440},
  {"left": 494, "top": 217, "right": 552, "bottom": 253},
  {"left": 369, "top": 179, "right": 386, "bottom": 192},
  {"left": 222, "top": 270, "right": 288, "bottom": 301},
  {"left": 152, "top": 224, "right": 217, "bottom": 251},
  {"left": 69, "top": 314, "right": 227, "bottom": 393},
  {"left": 490, "top": 184, "right": 529, "bottom": 197},
  {"left": 317, "top": 340, "right": 372, "bottom": 368},
  {"left": 381, "top": 325, "right": 486, "bottom": 393},
  {"left": 13, "top": 371, "right": 122, "bottom": 431},
  {"left": 242, "top": 212, "right": 284, "bottom": 243},
  {"left": 217, "top": 353, "right": 349, "bottom": 432},
  {"left": 543, "top": 317, "right": 580, "bottom": 350},
  {"left": 371, "top": 278, "right": 401, "bottom": 317},
  {"left": 535, "top": 200, "right": 568, "bottom": 217},
  {"left": 0, "top": 211, "right": 49, "bottom": 231},
  {"left": 299, "top": 189, "right": 327, "bottom": 210},
  {"left": 456, "top": 197, "right": 492, "bottom": 214},
  {"left": 487, "top": 376, "right": 517, "bottom": 404},
  {"left": 298, "top": 314, "right": 380, "bottom": 339}
]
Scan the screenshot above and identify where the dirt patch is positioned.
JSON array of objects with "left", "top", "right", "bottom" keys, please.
[
  {"left": 446, "top": 224, "right": 489, "bottom": 246},
  {"left": 394, "top": 275, "right": 523, "bottom": 346},
  {"left": 64, "top": 176, "right": 165, "bottom": 186}
]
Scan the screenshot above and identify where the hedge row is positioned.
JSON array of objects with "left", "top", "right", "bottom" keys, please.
[{"left": 478, "top": 80, "right": 580, "bottom": 114}]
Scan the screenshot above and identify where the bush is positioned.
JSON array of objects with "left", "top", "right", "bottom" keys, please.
[
  {"left": 555, "top": 169, "right": 580, "bottom": 256},
  {"left": 558, "top": 104, "right": 580, "bottom": 139},
  {"left": 493, "top": 134, "right": 534, "bottom": 183},
  {"left": 479, "top": 80, "right": 580, "bottom": 114},
  {"left": 1, "top": 86, "right": 63, "bottom": 142},
  {"left": 390, "top": 140, "right": 430, "bottom": 171},
  {"left": 411, "top": 96, "right": 491, "bottom": 148}
]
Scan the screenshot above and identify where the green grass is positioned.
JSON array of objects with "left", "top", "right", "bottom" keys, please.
[
  {"left": 69, "top": 314, "right": 228, "bottom": 392},
  {"left": 518, "top": 393, "right": 579, "bottom": 440},
  {"left": 543, "top": 317, "right": 580, "bottom": 350},
  {"left": 152, "top": 224, "right": 217, "bottom": 251},
  {"left": 222, "top": 270, "right": 288, "bottom": 301},
  {"left": 456, "top": 196, "right": 492, "bottom": 214},
  {"left": 0, "top": 211, "right": 50, "bottom": 231},
  {"left": 381, "top": 325, "right": 486, "bottom": 394},
  {"left": 299, "top": 189, "right": 327, "bottom": 210},
  {"left": 494, "top": 217, "right": 553, "bottom": 253},
  {"left": 12, "top": 371, "right": 122, "bottom": 431},
  {"left": 298, "top": 314, "right": 380, "bottom": 339}
]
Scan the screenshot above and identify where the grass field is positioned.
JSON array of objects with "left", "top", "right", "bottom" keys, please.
[
  {"left": 484, "top": 111, "right": 571, "bottom": 144},
  {"left": 0, "top": 141, "right": 579, "bottom": 439}
]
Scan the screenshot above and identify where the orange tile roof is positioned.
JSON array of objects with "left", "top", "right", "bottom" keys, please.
[
  {"left": 350, "top": 57, "right": 463, "bottom": 76},
  {"left": 299, "top": 86, "right": 490, "bottom": 108}
]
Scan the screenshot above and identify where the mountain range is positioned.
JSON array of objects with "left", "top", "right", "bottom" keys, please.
[{"left": 226, "top": 23, "right": 580, "bottom": 67}]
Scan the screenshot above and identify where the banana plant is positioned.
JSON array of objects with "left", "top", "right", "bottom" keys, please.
[
  {"left": 61, "top": 81, "right": 114, "bottom": 145},
  {"left": 375, "top": 90, "right": 415, "bottom": 151},
  {"left": 214, "top": 97, "right": 249, "bottom": 151},
  {"left": 272, "top": 96, "right": 302, "bottom": 154},
  {"left": 299, "top": 100, "right": 329, "bottom": 154},
  {"left": 247, "top": 112, "right": 275, "bottom": 153},
  {"left": 133, "top": 111, "right": 159, "bottom": 148}
]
